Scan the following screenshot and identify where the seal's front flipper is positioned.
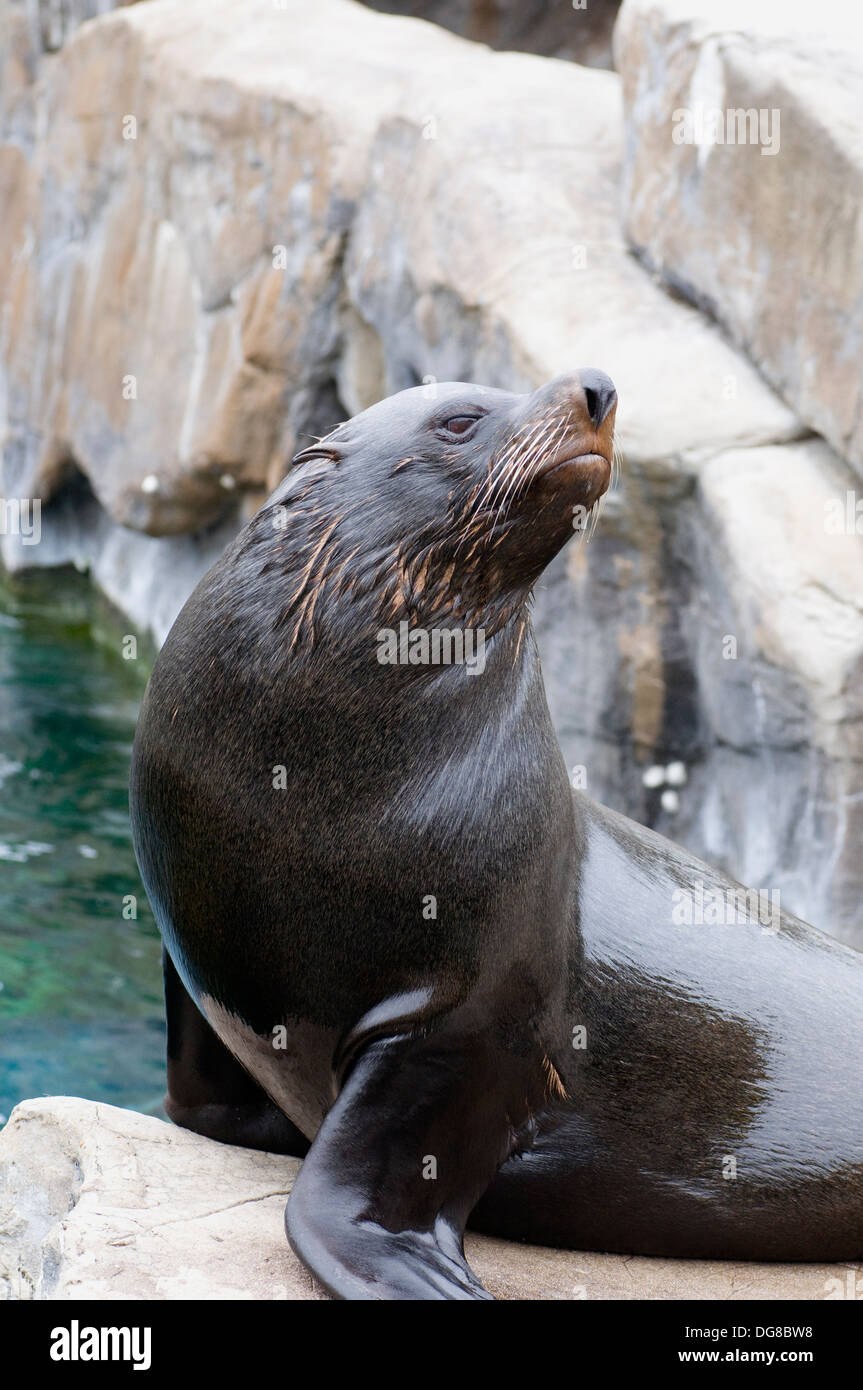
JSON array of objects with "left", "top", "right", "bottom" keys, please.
[
  {"left": 163, "top": 948, "right": 309, "bottom": 1156},
  {"left": 286, "top": 1021, "right": 544, "bottom": 1300}
]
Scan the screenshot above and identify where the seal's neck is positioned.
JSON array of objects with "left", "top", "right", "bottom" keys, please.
[
  {"left": 210, "top": 490, "right": 572, "bottom": 829},
  {"left": 234, "top": 474, "right": 536, "bottom": 664},
  {"left": 191, "top": 536, "right": 576, "bottom": 920}
]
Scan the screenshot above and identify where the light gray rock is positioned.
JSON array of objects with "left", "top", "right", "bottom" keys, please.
[
  {"left": 0, "top": 1, "right": 141, "bottom": 165},
  {"left": 0, "top": 0, "right": 802, "bottom": 543},
  {"left": 339, "top": 37, "right": 803, "bottom": 466},
  {"left": 3, "top": 0, "right": 140, "bottom": 57},
  {"left": 695, "top": 441, "right": 863, "bottom": 762},
  {"left": 615, "top": 0, "right": 863, "bottom": 472},
  {"left": 535, "top": 435, "right": 863, "bottom": 947},
  {"left": 2, "top": 1097, "right": 858, "bottom": 1300},
  {"left": 0, "top": 1097, "right": 314, "bottom": 1300}
]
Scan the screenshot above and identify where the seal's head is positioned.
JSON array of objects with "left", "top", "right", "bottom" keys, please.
[{"left": 252, "top": 370, "right": 616, "bottom": 649}]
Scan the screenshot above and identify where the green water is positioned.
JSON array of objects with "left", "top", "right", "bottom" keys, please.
[{"left": 0, "top": 566, "right": 164, "bottom": 1124}]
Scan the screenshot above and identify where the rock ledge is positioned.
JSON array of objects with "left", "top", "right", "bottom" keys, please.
[{"left": 0, "top": 1098, "right": 857, "bottom": 1300}]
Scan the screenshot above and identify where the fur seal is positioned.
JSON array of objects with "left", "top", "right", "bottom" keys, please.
[{"left": 130, "top": 371, "right": 863, "bottom": 1300}]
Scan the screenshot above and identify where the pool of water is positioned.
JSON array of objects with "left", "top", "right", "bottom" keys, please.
[{"left": 0, "top": 565, "right": 164, "bottom": 1124}]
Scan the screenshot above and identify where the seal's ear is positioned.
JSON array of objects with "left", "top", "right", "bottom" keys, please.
[{"left": 290, "top": 441, "right": 342, "bottom": 469}]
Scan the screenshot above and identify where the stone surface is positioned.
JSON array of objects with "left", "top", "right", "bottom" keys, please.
[
  {"left": 535, "top": 435, "right": 863, "bottom": 948},
  {"left": 0, "top": 0, "right": 802, "bottom": 542},
  {"left": 615, "top": 0, "right": 863, "bottom": 472},
  {"left": 688, "top": 443, "right": 863, "bottom": 937},
  {"left": 341, "top": 51, "right": 801, "bottom": 469},
  {"left": 2, "top": 1097, "right": 858, "bottom": 1300},
  {"left": 3, "top": 0, "right": 140, "bottom": 57}
]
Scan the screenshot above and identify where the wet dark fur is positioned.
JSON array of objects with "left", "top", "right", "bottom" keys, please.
[{"left": 130, "top": 376, "right": 863, "bottom": 1300}]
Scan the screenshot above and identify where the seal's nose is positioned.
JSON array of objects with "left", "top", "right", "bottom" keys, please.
[{"left": 579, "top": 369, "right": 617, "bottom": 428}]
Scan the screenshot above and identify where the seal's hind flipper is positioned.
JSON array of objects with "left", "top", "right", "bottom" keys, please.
[
  {"left": 162, "top": 947, "right": 309, "bottom": 1156},
  {"left": 285, "top": 1023, "right": 543, "bottom": 1300}
]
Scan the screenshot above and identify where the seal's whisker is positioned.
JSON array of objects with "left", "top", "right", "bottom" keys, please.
[
  {"left": 501, "top": 415, "right": 568, "bottom": 519},
  {"left": 583, "top": 492, "right": 605, "bottom": 546},
  {"left": 483, "top": 419, "right": 544, "bottom": 519},
  {"left": 498, "top": 416, "right": 566, "bottom": 524},
  {"left": 492, "top": 419, "right": 553, "bottom": 520},
  {"left": 480, "top": 423, "right": 541, "bottom": 510},
  {"left": 483, "top": 414, "right": 555, "bottom": 516},
  {"left": 469, "top": 417, "right": 546, "bottom": 522},
  {"left": 612, "top": 438, "right": 622, "bottom": 491},
  {"left": 584, "top": 499, "right": 599, "bottom": 545}
]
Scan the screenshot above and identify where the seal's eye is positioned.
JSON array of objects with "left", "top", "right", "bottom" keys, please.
[{"left": 439, "top": 415, "right": 481, "bottom": 438}]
